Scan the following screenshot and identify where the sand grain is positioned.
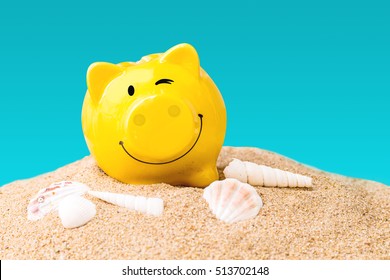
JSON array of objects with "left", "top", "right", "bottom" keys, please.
[{"left": 1, "top": 147, "right": 389, "bottom": 259}]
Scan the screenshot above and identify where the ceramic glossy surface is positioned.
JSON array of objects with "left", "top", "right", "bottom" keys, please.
[{"left": 82, "top": 44, "right": 226, "bottom": 187}]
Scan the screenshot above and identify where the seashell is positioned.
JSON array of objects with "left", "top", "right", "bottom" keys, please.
[
  {"left": 223, "top": 159, "right": 312, "bottom": 188},
  {"left": 27, "top": 181, "right": 90, "bottom": 221},
  {"left": 58, "top": 195, "right": 96, "bottom": 229},
  {"left": 88, "top": 191, "right": 164, "bottom": 216},
  {"left": 203, "top": 178, "right": 263, "bottom": 223}
]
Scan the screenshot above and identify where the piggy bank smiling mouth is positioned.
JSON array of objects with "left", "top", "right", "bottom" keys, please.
[{"left": 119, "top": 113, "right": 203, "bottom": 165}]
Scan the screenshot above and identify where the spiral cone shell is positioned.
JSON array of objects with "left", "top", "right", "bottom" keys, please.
[
  {"left": 203, "top": 178, "right": 263, "bottom": 223},
  {"left": 88, "top": 191, "right": 163, "bottom": 216},
  {"left": 224, "top": 159, "right": 312, "bottom": 187}
]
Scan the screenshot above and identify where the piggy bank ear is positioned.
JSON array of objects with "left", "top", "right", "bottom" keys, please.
[
  {"left": 160, "top": 43, "right": 200, "bottom": 77},
  {"left": 87, "top": 62, "right": 123, "bottom": 104}
]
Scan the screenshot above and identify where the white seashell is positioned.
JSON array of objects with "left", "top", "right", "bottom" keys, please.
[
  {"left": 203, "top": 178, "right": 263, "bottom": 223},
  {"left": 224, "top": 159, "right": 312, "bottom": 188},
  {"left": 27, "top": 181, "right": 90, "bottom": 221},
  {"left": 88, "top": 191, "right": 163, "bottom": 216},
  {"left": 58, "top": 195, "right": 96, "bottom": 229}
]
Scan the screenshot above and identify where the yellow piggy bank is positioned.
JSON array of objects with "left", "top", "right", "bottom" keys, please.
[{"left": 82, "top": 43, "right": 226, "bottom": 187}]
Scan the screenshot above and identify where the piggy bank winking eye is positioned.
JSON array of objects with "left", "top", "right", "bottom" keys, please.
[{"left": 81, "top": 43, "right": 226, "bottom": 187}]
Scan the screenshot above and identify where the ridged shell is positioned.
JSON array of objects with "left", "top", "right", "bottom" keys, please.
[
  {"left": 27, "top": 181, "right": 90, "bottom": 221},
  {"left": 58, "top": 196, "right": 96, "bottom": 229},
  {"left": 203, "top": 178, "right": 263, "bottom": 223},
  {"left": 224, "top": 159, "right": 312, "bottom": 188},
  {"left": 88, "top": 191, "right": 164, "bottom": 216}
]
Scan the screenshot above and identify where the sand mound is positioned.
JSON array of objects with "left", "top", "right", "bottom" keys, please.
[{"left": 1, "top": 147, "right": 389, "bottom": 259}]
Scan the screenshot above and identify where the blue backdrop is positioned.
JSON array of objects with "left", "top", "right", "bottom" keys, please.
[{"left": 1, "top": 0, "right": 389, "bottom": 186}]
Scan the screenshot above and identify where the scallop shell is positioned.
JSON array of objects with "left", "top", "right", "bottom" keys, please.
[
  {"left": 27, "top": 181, "right": 90, "bottom": 221},
  {"left": 203, "top": 178, "right": 263, "bottom": 223},
  {"left": 58, "top": 195, "right": 96, "bottom": 229}
]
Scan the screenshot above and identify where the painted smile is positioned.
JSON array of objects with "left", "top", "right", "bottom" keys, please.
[{"left": 119, "top": 114, "right": 203, "bottom": 165}]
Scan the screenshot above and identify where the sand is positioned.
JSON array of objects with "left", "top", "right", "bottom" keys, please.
[{"left": 0, "top": 146, "right": 389, "bottom": 260}]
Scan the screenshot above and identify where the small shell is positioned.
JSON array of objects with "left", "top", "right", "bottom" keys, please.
[
  {"left": 58, "top": 196, "right": 96, "bottom": 229},
  {"left": 203, "top": 178, "right": 263, "bottom": 223},
  {"left": 27, "top": 181, "right": 90, "bottom": 221},
  {"left": 88, "top": 191, "right": 164, "bottom": 216},
  {"left": 224, "top": 159, "right": 312, "bottom": 188}
]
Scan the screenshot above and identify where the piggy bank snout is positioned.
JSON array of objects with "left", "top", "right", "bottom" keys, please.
[
  {"left": 132, "top": 104, "right": 181, "bottom": 126},
  {"left": 123, "top": 96, "right": 200, "bottom": 163}
]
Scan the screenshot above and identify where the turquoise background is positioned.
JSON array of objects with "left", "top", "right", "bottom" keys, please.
[{"left": 0, "top": 0, "right": 389, "bottom": 186}]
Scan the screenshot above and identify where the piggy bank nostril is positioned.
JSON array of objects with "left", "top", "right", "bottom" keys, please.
[
  {"left": 168, "top": 105, "right": 181, "bottom": 117},
  {"left": 133, "top": 114, "right": 146, "bottom": 126}
]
